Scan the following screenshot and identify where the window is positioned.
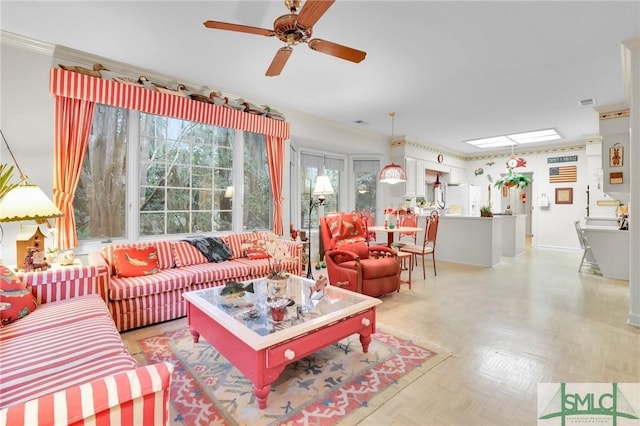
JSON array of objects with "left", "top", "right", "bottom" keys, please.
[
  {"left": 243, "top": 131, "right": 272, "bottom": 231},
  {"left": 353, "top": 159, "right": 380, "bottom": 215},
  {"left": 138, "top": 113, "right": 234, "bottom": 236},
  {"left": 300, "top": 152, "right": 344, "bottom": 229},
  {"left": 75, "top": 104, "right": 128, "bottom": 241},
  {"left": 76, "top": 105, "right": 272, "bottom": 242}
]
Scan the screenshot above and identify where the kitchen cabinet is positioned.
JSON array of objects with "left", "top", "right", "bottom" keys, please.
[
  {"left": 403, "top": 157, "right": 426, "bottom": 197},
  {"left": 404, "top": 157, "right": 417, "bottom": 196},
  {"left": 448, "top": 167, "right": 466, "bottom": 184},
  {"left": 416, "top": 160, "right": 426, "bottom": 197}
]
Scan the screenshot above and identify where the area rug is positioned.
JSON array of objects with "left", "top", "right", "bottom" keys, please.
[{"left": 137, "top": 325, "right": 450, "bottom": 426}]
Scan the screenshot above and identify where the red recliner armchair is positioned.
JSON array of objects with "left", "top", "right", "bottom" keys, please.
[{"left": 319, "top": 212, "right": 400, "bottom": 297}]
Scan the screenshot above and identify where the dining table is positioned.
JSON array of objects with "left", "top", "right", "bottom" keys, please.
[{"left": 368, "top": 225, "right": 422, "bottom": 247}]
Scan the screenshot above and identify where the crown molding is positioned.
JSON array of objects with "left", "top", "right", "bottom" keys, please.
[
  {"left": 0, "top": 31, "right": 55, "bottom": 55},
  {"left": 392, "top": 137, "right": 467, "bottom": 162},
  {"left": 393, "top": 135, "right": 585, "bottom": 163}
]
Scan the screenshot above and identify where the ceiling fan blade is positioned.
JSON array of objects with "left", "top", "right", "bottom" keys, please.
[
  {"left": 203, "top": 20, "right": 275, "bottom": 37},
  {"left": 266, "top": 47, "right": 293, "bottom": 77},
  {"left": 296, "top": 0, "right": 336, "bottom": 30},
  {"left": 308, "top": 39, "right": 366, "bottom": 63}
]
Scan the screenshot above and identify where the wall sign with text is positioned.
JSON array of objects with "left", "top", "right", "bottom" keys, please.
[{"left": 547, "top": 155, "right": 578, "bottom": 164}]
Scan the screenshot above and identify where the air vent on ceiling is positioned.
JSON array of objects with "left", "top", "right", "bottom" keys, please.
[{"left": 578, "top": 98, "right": 597, "bottom": 107}]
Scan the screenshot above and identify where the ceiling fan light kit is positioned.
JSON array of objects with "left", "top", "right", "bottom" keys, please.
[{"left": 203, "top": 0, "right": 366, "bottom": 76}]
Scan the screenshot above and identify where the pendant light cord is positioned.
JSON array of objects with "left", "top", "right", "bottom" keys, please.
[{"left": 389, "top": 112, "right": 395, "bottom": 141}]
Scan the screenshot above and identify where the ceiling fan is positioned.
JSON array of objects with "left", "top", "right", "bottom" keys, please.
[{"left": 203, "top": 0, "right": 366, "bottom": 76}]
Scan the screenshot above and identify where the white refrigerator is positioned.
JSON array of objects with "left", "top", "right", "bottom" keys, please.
[{"left": 445, "top": 184, "right": 481, "bottom": 216}]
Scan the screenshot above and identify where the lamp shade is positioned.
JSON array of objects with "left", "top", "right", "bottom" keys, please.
[
  {"left": 224, "top": 186, "right": 234, "bottom": 198},
  {"left": 378, "top": 163, "right": 407, "bottom": 184},
  {"left": 0, "top": 184, "right": 63, "bottom": 222},
  {"left": 313, "top": 175, "right": 334, "bottom": 195}
]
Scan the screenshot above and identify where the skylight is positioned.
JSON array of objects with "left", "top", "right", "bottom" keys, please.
[{"left": 464, "top": 128, "right": 561, "bottom": 149}]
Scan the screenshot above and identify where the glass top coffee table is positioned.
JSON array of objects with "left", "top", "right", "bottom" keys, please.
[{"left": 183, "top": 275, "right": 382, "bottom": 409}]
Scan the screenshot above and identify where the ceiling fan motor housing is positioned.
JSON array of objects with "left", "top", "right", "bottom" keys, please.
[{"left": 274, "top": 14, "right": 312, "bottom": 44}]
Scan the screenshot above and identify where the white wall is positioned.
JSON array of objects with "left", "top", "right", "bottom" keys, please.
[
  {"left": 464, "top": 147, "right": 616, "bottom": 251},
  {"left": 1, "top": 41, "right": 57, "bottom": 265}
]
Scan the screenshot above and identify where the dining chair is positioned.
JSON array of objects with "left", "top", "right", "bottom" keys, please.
[
  {"left": 398, "top": 212, "right": 419, "bottom": 244},
  {"left": 399, "top": 210, "right": 440, "bottom": 279},
  {"left": 574, "top": 220, "right": 600, "bottom": 273},
  {"left": 355, "top": 209, "right": 384, "bottom": 246}
]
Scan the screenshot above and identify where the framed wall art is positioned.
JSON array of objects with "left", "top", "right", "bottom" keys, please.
[
  {"left": 555, "top": 187, "right": 573, "bottom": 205},
  {"left": 610, "top": 172, "right": 623, "bottom": 184},
  {"left": 609, "top": 145, "right": 623, "bottom": 167}
]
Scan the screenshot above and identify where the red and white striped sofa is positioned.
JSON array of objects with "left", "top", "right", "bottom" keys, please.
[
  {"left": 0, "top": 272, "right": 173, "bottom": 425},
  {"left": 89, "top": 232, "right": 302, "bottom": 331}
]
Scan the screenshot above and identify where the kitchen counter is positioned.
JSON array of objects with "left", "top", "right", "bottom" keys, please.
[
  {"left": 499, "top": 214, "right": 526, "bottom": 257},
  {"left": 437, "top": 216, "right": 502, "bottom": 267},
  {"left": 582, "top": 225, "right": 629, "bottom": 280}
]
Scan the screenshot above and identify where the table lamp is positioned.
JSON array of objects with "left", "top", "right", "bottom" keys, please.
[{"left": 0, "top": 129, "right": 63, "bottom": 267}]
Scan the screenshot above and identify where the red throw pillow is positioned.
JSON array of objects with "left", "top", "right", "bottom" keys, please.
[
  {"left": 241, "top": 238, "right": 270, "bottom": 260},
  {"left": 113, "top": 247, "right": 160, "bottom": 278},
  {"left": 327, "top": 213, "right": 366, "bottom": 247},
  {"left": 0, "top": 265, "right": 37, "bottom": 326}
]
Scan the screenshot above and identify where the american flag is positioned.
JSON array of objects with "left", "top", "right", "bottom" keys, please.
[{"left": 549, "top": 165, "right": 577, "bottom": 183}]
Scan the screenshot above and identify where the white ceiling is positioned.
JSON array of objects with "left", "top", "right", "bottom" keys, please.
[{"left": 2, "top": 1, "right": 639, "bottom": 155}]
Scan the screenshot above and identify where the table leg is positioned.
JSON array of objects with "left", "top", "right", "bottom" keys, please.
[
  {"left": 190, "top": 327, "right": 200, "bottom": 343},
  {"left": 359, "top": 331, "right": 372, "bottom": 353},
  {"left": 387, "top": 233, "right": 393, "bottom": 247},
  {"left": 253, "top": 383, "right": 271, "bottom": 409}
]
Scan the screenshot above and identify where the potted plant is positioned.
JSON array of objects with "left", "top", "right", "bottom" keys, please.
[
  {"left": 480, "top": 205, "right": 493, "bottom": 217},
  {"left": 264, "top": 235, "right": 291, "bottom": 298},
  {"left": 0, "top": 163, "right": 18, "bottom": 199},
  {"left": 494, "top": 169, "right": 531, "bottom": 189}
]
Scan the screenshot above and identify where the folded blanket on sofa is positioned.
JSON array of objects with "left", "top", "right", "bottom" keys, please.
[{"left": 183, "top": 237, "right": 232, "bottom": 263}]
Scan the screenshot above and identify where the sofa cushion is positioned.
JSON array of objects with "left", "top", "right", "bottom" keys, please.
[
  {"left": 178, "top": 261, "right": 253, "bottom": 285},
  {"left": 0, "top": 294, "right": 137, "bottom": 409},
  {"left": 103, "top": 241, "right": 174, "bottom": 274},
  {"left": 109, "top": 269, "right": 191, "bottom": 301},
  {"left": 113, "top": 246, "right": 161, "bottom": 278},
  {"left": 234, "top": 257, "right": 298, "bottom": 277},
  {"left": 223, "top": 232, "right": 264, "bottom": 259},
  {"left": 172, "top": 241, "right": 208, "bottom": 267},
  {"left": 0, "top": 294, "right": 109, "bottom": 339},
  {"left": 241, "top": 238, "right": 270, "bottom": 259},
  {"left": 0, "top": 265, "right": 37, "bottom": 326}
]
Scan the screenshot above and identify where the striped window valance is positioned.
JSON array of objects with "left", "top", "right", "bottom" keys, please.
[{"left": 49, "top": 68, "right": 290, "bottom": 139}]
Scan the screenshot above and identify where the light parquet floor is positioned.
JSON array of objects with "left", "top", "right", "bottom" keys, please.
[{"left": 121, "top": 245, "right": 640, "bottom": 426}]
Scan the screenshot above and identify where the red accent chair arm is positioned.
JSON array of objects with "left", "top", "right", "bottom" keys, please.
[{"left": 325, "top": 249, "right": 361, "bottom": 265}]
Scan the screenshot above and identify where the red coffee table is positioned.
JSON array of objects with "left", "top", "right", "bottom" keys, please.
[{"left": 183, "top": 275, "right": 381, "bottom": 409}]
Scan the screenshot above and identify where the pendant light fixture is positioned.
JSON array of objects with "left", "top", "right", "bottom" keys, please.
[{"left": 378, "top": 112, "right": 407, "bottom": 184}]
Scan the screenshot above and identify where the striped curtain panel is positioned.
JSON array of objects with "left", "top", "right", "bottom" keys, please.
[
  {"left": 53, "top": 96, "right": 96, "bottom": 250},
  {"left": 266, "top": 135, "right": 285, "bottom": 235}
]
